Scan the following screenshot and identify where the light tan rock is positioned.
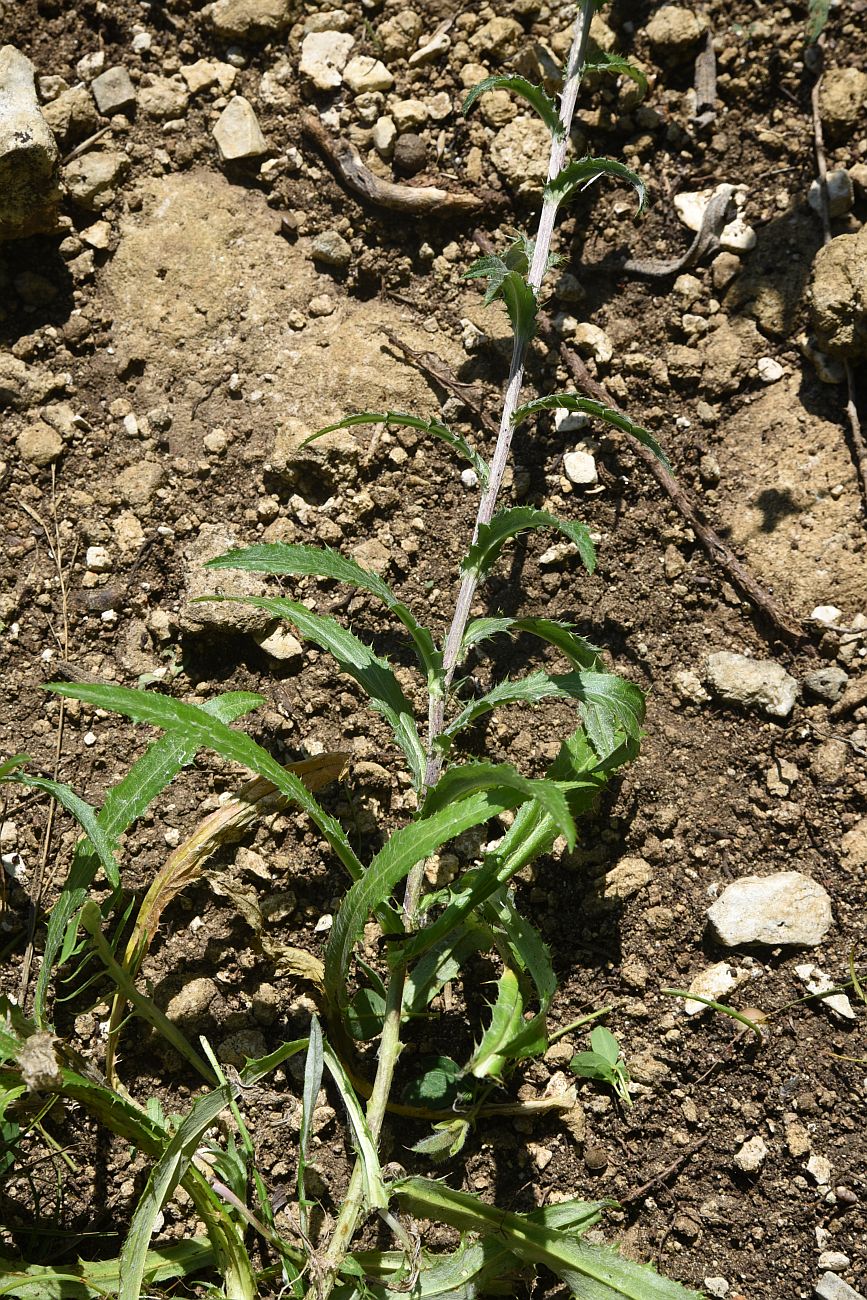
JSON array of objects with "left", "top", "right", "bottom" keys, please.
[{"left": 0, "top": 45, "right": 62, "bottom": 240}]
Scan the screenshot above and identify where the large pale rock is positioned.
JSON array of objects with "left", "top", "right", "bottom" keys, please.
[
  {"left": 705, "top": 651, "right": 798, "bottom": 718},
  {"left": 707, "top": 872, "right": 833, "bottom": 948},
  {"left": 810, "top": 227, "right": 867, "bottom": 359},
  {"left": 0, "top": 45, "right": 62, "bottom": 240},
  {"left": 207, "top": 0, "right": 295, "bottom": 42}
]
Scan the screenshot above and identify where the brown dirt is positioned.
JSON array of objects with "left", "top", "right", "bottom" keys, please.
[{"left": 1, "top": 0, "right": 866, "bottom": 1297}]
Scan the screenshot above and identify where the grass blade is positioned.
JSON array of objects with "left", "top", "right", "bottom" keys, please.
[
  {"left": 34, "top": 692, "right": 262, "bottom": 1027},
  {"left": 322, "top": 1041, "right": 387, "bottom": 1210},
  {"left": 0, "top": 1240, "right": 214, "bottom": 1299},
  {"left": 195, "top": 596, "right": 428, "bottom": 790},
  {"left": 44, "top": 682, "right": 367, "bottom": 894},
  {"left": 207, "top": 542, "right": 444, "bottom": 695},
  {"left": 119, "top": 1085, "right": 235, "bottom": 1300},
  {"left": 299, "top": 1016, "right": 324, "bottom": 1231}
]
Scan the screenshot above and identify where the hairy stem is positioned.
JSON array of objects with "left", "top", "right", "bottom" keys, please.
[{"left": 308, "top": 7, "right": 596, "bottom": 1295}]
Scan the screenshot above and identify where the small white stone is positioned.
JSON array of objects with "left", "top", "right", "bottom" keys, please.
[
  {"left": 460, "top": 467, "right": 478, "bottom": 489},
  {"left": 213, "top": 96, "right": 267, "bottom": 161},
  {"left": 85, "top": 544, "right": 111, "bottom": 572},
  {"left": 553, "top": 406, "right": 589, "bottom": 435},
  {"left": 703, "top": 1280, "right": 730, "bottom": 1299},
  {"left": 392, "top": 97, "right": 429, "bottom": 131},
  {"left": 811, "top": 605, "right": 843, "bottom": 625},
  {"left": 122, "top": 412, "right": 139, "bottom": 437},
  {"left": 371, "top": 114, "right": 396, "bottom": 157},
  {"left": 795, "top": 964, "right": 857, "bottom": 1021},
  {"left": 719, "top": 212, "right": 756, "bottom": 252},
  {"left": 314, "top": 913, "right": 333, "bottom": 933},
  {"left": 76, "top": 50, "right": 105, "bottom": 81},
  {"left": 708, "top": 871, "right": 833, "bottom": 948},
  {"left": 299, "top": 31, "right": 354, "bottom": 91},
  {"left": 131, "top": 30, "right": 152, "bottom": 53},
  {"left": 538, "top": 541, "right": 577, "bottom": 568},
  {"left": 572, "top": 321, "right": 613, "bottom": 364},
  {"left": 818, "top": 1252, "right": 853, "bottom": 1274},
  {"left": 81, "top": 220, "right": 111, "bottom": 249},
  {"left": 757, "top": 356, "right": 784, "bottom": 383},
  {"left": 563, "top": 449, "right": 598, "bottom": 487},
  {"left": 409, "top": 28, "right": 452, "bottom": 66},
  {"left": 683, "top": 961, "right": 741, "bottom": 1015},
  {"left": 808, "top": 169, "right": 854, "bottom": 218},
  {"left": 733, "top": 1135, "right": 768, "bottom": 1173},
  {"left": 706, "top": 650, "right": 798, "bottom": 718},
  {"left": 807, "top": 1153, "right": 833, "bottom": 1185},
  {"left": 343, "top": 55, "right": 393, "bottom": 93},
  {"left": 84, "top": 731, "right": 97, "bottom": 747}
]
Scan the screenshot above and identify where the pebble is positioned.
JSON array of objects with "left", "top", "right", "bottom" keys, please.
[
  {"left": 311, "top": 229, "right": 351, "bottom": 269},
  {"left": 490, "top": 115, "right": 551, "bottom": 198},
  {"left": 85, "top": 545, "right": 111, "bottom": 572},
  {"left": 81, "top": 219, "right": 111, "bottom": 250},
  {"left": 733, "top": 1135, "right": 768, "bottom": 1173},
  {"left": 757, "top": 356, "right": 784, "bottom": 383},
  {"left": 166, "top": 976, "right": 220, "bottom": 1027},
  {"left": 0, "top": 46, "right": 62, "bottom": 240},
  {"left": 299, "top": 31, "right": 354, "bottom": 91},
  {"left": 343, "top": 55, "right": 393, "bottom": 93},
  {"left": 811, "top": 226, "right": 867, "bottom": 359},
  {"left": 213, "top": 96, "right": 267, "bottom": 162},
  {"left": 704, "top": 1280, "right": 731, "bottom": 1299},
  {"left": 117, "top": 459, "right": 165, "bottom": 507},
  {"left": 138, "top": 76, "right": 189, "bottom": 120},
  {"left": 808, "top": 1153, "right": 833, "bottom": 1186},
  {"left": 795, "top": 964, "right": 856, "bottom": 1022},
  {"left": 563, "top": 449, "right": 598, "bottom": 487},
  {"left": 377, "top": 10, "right": 423, "bottom": 60},
  {"left": 815, "top": 1273, "right": 866, "bottom": 1300},
  {"left": 64, "top": 150, "right": 130, "bottom": 210},
  {"left": 707, "top": 871, "right": 833, "bottom": 948},
  {"left": 76, "top": 50, "right": 105, "bottom": 81},
  {"left": 645, "top": 6, "right": 708, "bottom": 62},
  {"left": 392, "top": 97, "right": 429, "bottom": 131},
  {"left": 90, "top": 65, "right": 136, "bottom": 117},
  {"left": 254, "top": 625, "right": 304, "bottom": 663},
  {"left": 812, "top": 604, "right": 843, "bottom": 626},
  {"left": 684, "top": 961, "right": 743, "bottom": 1014},
  {"left": 804, "top": 665, "right": 848, "bottom": 702},
  {"left": 705, "top": 650, "right": 798, "bottom": 718},
  {"left": 372, "top": 114, "right": 396, "bottom": 157},
  {"left": 409, "top": 28, "right": 451, "bottom": 67},
  {"left": 206, "top": 0, "right": 295, "bottom": 42},
  {"left": 181, "top": 59, "right": 237, "bottom": 95},
  {"left": 42, "top": 85, "right": 99, "bottom": 150},
  {"left": 818, "top": 1254, "right": 853, "bottom": 1274},
  {"left": 16, "top": 421, "right": 63, "bottom": 466},
  {"left": 393, "top": 132, "right": 426, "bottom": 176},
  {"left": 179, "top": 522, "right": 273, "bottom": 636},
  {"left": 808, "top": 169, "right": 855, "bottom": 218},
  {"left": 841, "top": 818, "right": 867, "bottom": 868},
  {"left": 308, "top": 293, "right": 336, "bottom": 317},
  {"left": 572, "top": 322, "right": 613, "bottom": 364},
  {"left": 460, "top": 468, "right": 478, "bottom": 489}
]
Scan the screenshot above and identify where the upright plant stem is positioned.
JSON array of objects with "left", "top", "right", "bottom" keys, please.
[{"left": 307, "top": 8, "right": 595, "bottom": 1295}]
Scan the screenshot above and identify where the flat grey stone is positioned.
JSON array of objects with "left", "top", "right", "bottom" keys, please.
[
  {"left": 91, "top": 65, "right": 136, "bottom": 116},
  {"left": 706, "top": 651, "right": 798, "bottom": 718},
  {"left": 0, "top": 44, "right": 62, "bottom": 240},
  {"left": 803, "top": 665, "right": 849, "bottom": 702},
  {"left": 815, "top": 1273, "right": 866, "bottom": 1300},
  {"left": 708, "top": 871, "right": 833, "bottom": 948}
]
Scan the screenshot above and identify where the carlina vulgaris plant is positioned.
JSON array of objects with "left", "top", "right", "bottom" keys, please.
[{"left": 1, "top": 3, "right": 702, "bottom": 1298}]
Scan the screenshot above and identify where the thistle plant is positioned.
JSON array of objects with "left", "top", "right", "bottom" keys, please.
[{"left": 1, "top": 4, "right": 699, "bottom": 1298}]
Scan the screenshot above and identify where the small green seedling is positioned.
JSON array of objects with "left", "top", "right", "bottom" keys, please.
[{"left": 571, "top": 1025, "right": 632, "bottom": 1107}]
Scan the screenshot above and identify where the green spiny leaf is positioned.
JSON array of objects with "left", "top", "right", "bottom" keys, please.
[
  {"left": 546, "top": 155, "right": 646, "bottom": 214},
  {"left": 44, "top": 683, "right": 368, "bottom": 894},
  {"left": 513, "top": 393, "right": 670, "bottom": 471},
  {"left": 422, "top": 760, "right": 576, "bottom": 850},
  {"left": 196, "top": 595, "right": 427, "bottom": 790},
  {"left": 462, "top": 75, "right": 561, "bottom": 135},
  {"left": 466, "top": 967, "right": 524, "bottom": 1079},
  {"left": 302, "top": 411, "right": 490, "bottom": 488},
  {"left": 585, "top": 53, "right": 648, "bottom": 96},
  {"left": 463, "top": 507, "right": 596, "bottom": 580},
  {"left": 207, "top": 542, "right": 444, "bottom": 696}
]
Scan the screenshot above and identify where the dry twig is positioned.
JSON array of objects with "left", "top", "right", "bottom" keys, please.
[{"left": 302, "top": 114, "right": 496, "bottom": 219}]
